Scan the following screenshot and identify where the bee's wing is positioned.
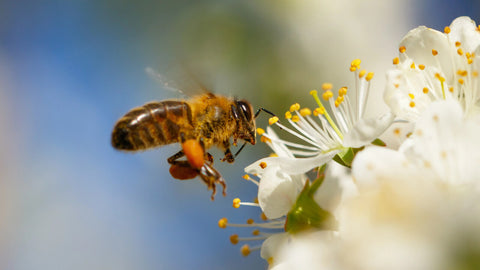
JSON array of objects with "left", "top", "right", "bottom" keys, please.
[{"left": 145, "top": 65, "right": 213, "bottom": 98}]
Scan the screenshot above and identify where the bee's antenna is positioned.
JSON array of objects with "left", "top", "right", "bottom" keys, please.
[{"left": 254, "top": 107, "right": 276, "bottom": 118}]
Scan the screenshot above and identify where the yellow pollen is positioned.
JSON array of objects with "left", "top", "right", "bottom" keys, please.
[
  {"left": 291, "top": 115, "right": 300, "bottom": 122},
  {"left": 441, "top": 151, "right": 447, "bottom": 159},
  {"left": 260, "top": 212, "right": 268, "bottom": 221},
  {"left": 247, "top": 219, "right": 254, "bottom": 224},
  {"left": 285, "top": 111, "right": 292, "bottom": 119},
  {"left": 313, "top": 107, "right": 324, "bottom": 116},
  {"left": 366, "top": 72, "right": 374, "bottom": 81},
  {"left": 409, "top": 101, "right": 415, "bottom": 107},
  {"left": 444, "top": 26, "right": 451, "bottom": 34},
  {"left": 468, "top": 58, "right": 474, "bottom": 64},
  {"left": 435, "top": 73, "right": 446, "bottom": 82},
  {"left": 432, "top": 49, "right": 438, "bottom": 56},
  {"left": 300, "top": 108, "right": 312, "bottom": 116},
  {"left": 394, "top": 83, "right": 400, "bottom": 88},
  {"left": 457, "top": 70, "right": 468, "bottom": 76},
  {"left": 268, "top": 153, "right": 278, "bottom": 157},
  {"left": 336, "top": 96, "right": 344, "bottom": 105},
  {"left": 289, "top": 103, "right": 300, "bottom": 112},
  {"left": 252, "top": 229, "right": 260, "bottom": 236},
  {"left": 467, "top": 52, "right": 472, "bottom": 58},
  {"left": 230, "top": 234, "right": 239, "bottom": 245},
  {"left": 267, "top": 257, "right": 274, "bottom": 265},
  {"left": 256, "top": 128, "right": 265, "bottom": 135},
  {"left": 449, "top": 87, "right": 454, "bottom": 93},
  {"left": 419, "top": 64, "right": 425, "bottom": 70},
  {"left": 309, "top": 90, "right": 318, "bottom": 96},
  {"left": 259, "top": 162, "right": 267, "bottom": 169},
  {"left": 253, "top": 197, "right": 259, "bottom": 204},
  {"left": 338, "top": 87, "right": 348, "bottom": 96},
  {"left": 473, "top": 71, "right": 479, "bottom": 77},
  {"left": 233, "top": 198, "right": 241, "bottom": 208},
  {"left": 359, "top": 70, "right": 366, "bottom": 78},
  {"left": 322, "top": 83, "right": 333, "bottom": 91},
  {"left": 241, "top": 244, "right": 251, "bottom": 257},
  {"left": 269, "top": 116, "right": 279, "bottom": 125},
  {"left": 458, "top": 78, "right": 464, "bottom": 84},
  {"left": 408, "top": 93, "right": 415, "bottom": 99},
  {"left": 393, "top": 128, "right": 401, "bottom": 136},
  {"left": 410, "top": 62, "right": 415, "bottom": 69},
  {"left": 393, "top": 57, "right": 399, "bottom": 65},
  {"left": 322, "top": 90, "right": 334, "bottom": 100},
  {"left": 478, "top": 25, "right": 480, "bottom": 32},
  {"left": 457, "top": 48, "right": 463, "bottom": 55},
  {"left": 260, "top": 136, "right": 270, "bottom": 143},
  {"left": 423, "top": 87, "right": 429, "bottom": 94},
  {"left": 218, "top": 218, "right": 228, "bottom": 229},
  {"left": 399, "top": 46, "right": 406, "bottom": 53},
  {"left": 350, "top": 59, "right": 361, "bottom": 70},
  {"left": 455, "top": 41, "right": 461, "bottom": 47}
]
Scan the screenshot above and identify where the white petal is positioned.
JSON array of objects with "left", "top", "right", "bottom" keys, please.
[
  {"left": 245, "top": 151, "right": 339, "bottom": 175},
  {"left": 449, "top": 16, "right": 480, "bottom": 53},
  {"left": 343, "top": 112, "right": 394, "bottom": 148},
  {"left": 313, "top": 162, "right": 347, "bottom": 213},
  {"left": 260, "top": 233, "right": 289, "bottom": 261},
  {"left": 257, "top": 166, "right": 300, "bottom": 219}
]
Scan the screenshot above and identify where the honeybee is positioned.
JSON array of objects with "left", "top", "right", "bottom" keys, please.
[{"left": 111, "top": 93, "right": 263, "bottom": 200}]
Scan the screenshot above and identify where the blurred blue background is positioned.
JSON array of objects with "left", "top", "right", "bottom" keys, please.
[{"left": 0, "top": 0, "right": 478, "bottom": 269}]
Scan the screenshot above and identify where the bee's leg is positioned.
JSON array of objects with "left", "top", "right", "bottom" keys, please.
[
  {"left": 205, "top": 152, "right": 214, "bottom": 164},
  {"left": 167, "top": 150, "right": 185, "bottom": 165},
  {"left": 198, "top": 163, "right": 227, "bottom": 201},
  {"left": 221, "top": 141, "right": 235, "bottom": 163},
  {"left": 169, "top": 161, "right": 199, "bottom": 180}
]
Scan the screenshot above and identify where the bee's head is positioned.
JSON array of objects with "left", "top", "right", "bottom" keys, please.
[{"left": 233, "top": 99, "right": 256, "bottom": 145}]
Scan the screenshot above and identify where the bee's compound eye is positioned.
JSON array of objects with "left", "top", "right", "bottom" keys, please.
[{"left": 237, "top": 100, "right": 252, "bottom": 120}]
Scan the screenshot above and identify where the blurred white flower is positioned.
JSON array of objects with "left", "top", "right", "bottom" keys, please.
[
  {"left": 385, "top": 16, "right": 480, "bottom": 121},
  {"left": 353, "top": 100, "right": 480, "bottom": 188}
]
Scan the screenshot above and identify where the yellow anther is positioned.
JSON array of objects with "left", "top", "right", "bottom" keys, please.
[
  {"left": 233, "top": 198, "right": 241, "bottom": 208},
  {"left": 247, "top": 219, "right": 254, "bottom": 224},
  {"left": 435, "top": 73, "right": 446, "bottom": 82},
  {"left": 309, "top": 90, "right": 318, "bottom": 96},
  {"left": 350, "top": 59, "right": 361, "bottom": 70},
  {"left": 444, "top": 26, "right": 451, "bottom": 34},
  {"left": 455, "top": 41, "right": 461, "bottom": 47},
  {"left": 394, "top": 83, "right": 400, "bottom": 88},
  {"left": 423, "top": 87, "right": 429, "bottom": 94},
  {"left": 409, "top": 101, "right": 416, "bottom": 108},
  {"left": 393, "top": 57, "right": 399, "bottom": 65},
  {"left": 457, "top": 48, "right": 463, "bottom": 56},
  {"left": 242, "top": 174, "right": 250, "bottom": 180},
  {"left": 230, "top": 234, "right": 239, "bottom": 245},
  {"left": 457, "top": 70, "right": 468, "bottom": 76},
  {"left": 322, "top": 90, "right": 334, "bottom": 100},
  {"left": 259, "top": 162, "right": 267, "bottom": 169},
  {"left": 338, "top": 87, "right": 348, "bottom": 96},
  {"left": 260, "top": 212, "right": 268, "bottom": 221},
  {"left": 322, "top": 83, "right": 333, "bottom": 91},
  {"left": 268, "top": 153, "right": 278, "bottom": 157},
  {"left": 359, "top": 70, "right": 366, "bottom": 78},
  {"left": 241, "top": 244, "right": 251, "bottom": 257},
  {"left": 256, "top": 128, "right": 265, "bottom": 135},
  {"left": 408, "top": 93, "right": 415, "bottom": 99},
  {"left": 399, "top": 46, "right": 406, "bottom": 53},
  {"left": 260, "top": 136, "right": 270, "bottom": 143},
  {"left": 334, "top": 100, "right": 340, "bottom": 107},
  {"left": 267, "top": 257, "right": 274, "bottom": 265},
  {"left": 473, "top": 71, "right": 479, "bottom": 77},
  {"left": 410, "top": 62, "right": 415, "bottom": 69},
  {"left": 252, "top": 229, "right": 260, "bottom": 236},
  {"left": 289, "top": 103, "right": 300, "bottom": 112},
  {"left": 458, "top": 78, "right": 464, "bottom": 84},
  {"left": 336, "top": 95, "right": 344, "bottom": 104},
  {"left": 313, "top": 107, "right": 325, "bottom": 116},
  {"left": 253, "top": 197, "right": 259, "bottom": 203},
  {"left": 366, "top": 72, "right": 374, "bottom": 81},
  {"left": 218, "top": 218, "right": 228, "bottom": 229},
  {"left": 269, "top": 116, "right": 279, "bottom": 125},
  {"left": 449, "top": 87, "right": 454, "bottom": 93},
  {"left": 393, "top": 128, "right": 401, "bottom": 135},
  {"left": 285, "top": 111, "right": 292, "bottom": 119},
  {"left": 432, "top": 49, "right": 438, "bottom": 56},
  {"left": 468, "top": 58, "right": 474, "bottom": 64},
  {"left": 291, "top": 115, "right": 300, "bottom": 122},
  {"left": 300, "top": 108, "right": 311, "bottom": 116},
  {"left": 418, "top": 64, "right": 425, "bottom": 70}
]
